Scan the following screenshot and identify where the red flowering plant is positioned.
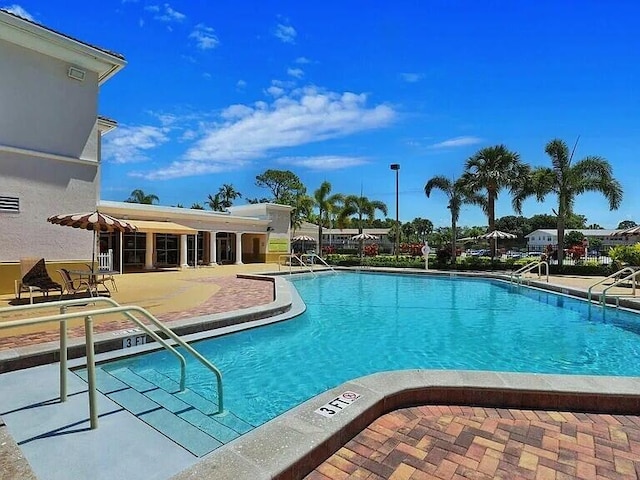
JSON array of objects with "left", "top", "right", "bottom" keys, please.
[
  {"left": 363, "top": 244, "right": 379, "bottom": 256},
  {"left": 399, "top": 243, "right": 424, "bottom": 256},
  {"left": 322, "top": 245, "right": 336, "bottom": 254}
]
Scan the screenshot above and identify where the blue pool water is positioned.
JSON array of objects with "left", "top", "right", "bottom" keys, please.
[{"left": 105, "top": 272, "right": 640, "bottom": 427}]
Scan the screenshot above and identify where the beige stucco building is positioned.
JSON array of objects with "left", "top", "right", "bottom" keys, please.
[{"left": 0, "top": 10, "right": 292, "bottom": 295}]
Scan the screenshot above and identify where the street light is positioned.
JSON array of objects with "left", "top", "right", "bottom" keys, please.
[{"left": 390, "top": 163, "right": 400, "bottom": 260}]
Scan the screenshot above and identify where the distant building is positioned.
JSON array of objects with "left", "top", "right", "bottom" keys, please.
[
  {"left": 525, "top": 229, "right": 637, "bottom": 251},
  {"left": 294, "top": 221, "right": 392, "bottom": 252}
]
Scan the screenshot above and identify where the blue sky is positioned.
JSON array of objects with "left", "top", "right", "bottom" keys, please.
[{"left": 6, "top": 1, "right": 640, "bottom": 228}]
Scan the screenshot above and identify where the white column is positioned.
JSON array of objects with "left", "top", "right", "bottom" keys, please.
[
  {"left": 144, "top": 233, "right": 154, "bottom": 270},
  {"left": 235, "top": 232, "right": 243, "bottom": 265},
  {"left": 209, "top": 231, "right": 217, "bottom": 266},
  {"left": 180, "top": 234, "right": 189, "bottom": 268}
]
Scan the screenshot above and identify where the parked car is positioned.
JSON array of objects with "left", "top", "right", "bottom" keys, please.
[{"left": 527, "top": 252, "right": 543, "bottom": 257}]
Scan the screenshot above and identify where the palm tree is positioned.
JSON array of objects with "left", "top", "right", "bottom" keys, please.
[
  {"left": 461, "top": 145, "right": 527, "bottom": 257},
  {"left": 206, "top": 193, "right": 224, "bottom": 211},
  {"left": 125, "top": 189, "right": 159, "bottom": 204},
  {"left": 290, "top": 192, "right": 314, "bottom": 235},
  {"left": 425, "top": 175, "right": 482, "bottom": 264},
  {"left": 339, "top": 194, "right": 388, "bottom": 257},
  {"left": 313, "top": 181, "right": 343, "bottom": 255},
  {"left": 218, "top": 184, "right": 242, "bottom": 209},
  {"left": 513, "top": 138, "right": 623, "bottom": 266}
]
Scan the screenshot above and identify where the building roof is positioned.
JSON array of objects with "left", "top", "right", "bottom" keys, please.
[
  {"left": 526, "top": 229, "right": 624, "bottom": 238},
  {"left": 0, "top": 9, "right": 126, "bottom": 84}
]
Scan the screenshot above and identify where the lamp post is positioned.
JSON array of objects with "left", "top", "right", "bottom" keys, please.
[{"left": 390, "top": 163, "right": 400, "bottom": 260}]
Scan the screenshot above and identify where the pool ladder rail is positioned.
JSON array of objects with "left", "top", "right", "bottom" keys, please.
[
  {"left": 0, "top": 297, "right": 224, "bottom": 430},
  {"left": 587, "top": 267, "right": 640, "bottom": 307},
  {"left": 510, "top": 260, "right": 549, "bottom": 285},
  {"left": 278, "top": 253, "right": 336, "bottom": 276}
]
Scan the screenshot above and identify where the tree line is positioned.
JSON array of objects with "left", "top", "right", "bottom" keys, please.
[{"left": 124, "top": 137, "right": 632, "bottom": 264}]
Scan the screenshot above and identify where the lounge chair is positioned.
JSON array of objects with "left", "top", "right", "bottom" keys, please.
[
  {"left": 58, "top": 269, "right": 95, "bottom": 299},
  {"left": 16, "top": 258, "right": 63, "bottom": 303}
]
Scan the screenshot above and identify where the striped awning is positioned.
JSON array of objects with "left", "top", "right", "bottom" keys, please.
[{"left": 124, "top": 220, "right": 197, "bottom": 235}]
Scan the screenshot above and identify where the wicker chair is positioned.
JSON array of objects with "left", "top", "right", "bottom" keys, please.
[{"left": 57, "top": 269, "right": 95, "bottom": 299}]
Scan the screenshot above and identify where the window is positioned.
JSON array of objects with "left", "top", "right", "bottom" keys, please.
[{"left": 0, "top": 196, "right": 19, "bottom": 212}]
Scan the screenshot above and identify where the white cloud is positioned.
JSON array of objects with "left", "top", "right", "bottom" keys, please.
[
  {"left": 400, "top": 72, "right": 424, "bottom": 83},
  {"left": 287, "top": 67, "right": 304, "bottom": 79},
  {"left": 145, "top": 3, "right": 185, "bottom": 22},
  {"left": 102, "top": 125, "right": 169, "bottom": 164},
  {"left": 266, "top": 85, "right": 285, "bottom": 97},
  {"left": 429, "top": 136, "right": 483, "bottom": 149},
  {"left": 2, "top": 4, "right": 34, "bottom": 20},
  {"left": 236, "top": 79, "right": 247, "bottom": 89},
  {"left": 295, "top": 56, "right": 311, "bottom": 64},
  {"left": 136, "top": 87, "right": 395, "bottom": 180},
  {"left": 190, "top": 23, "right": 219, "bottom": 50},
  {"left": 274, "top": 22, "right": 296, "bottom": 43},
  {"left": 277, "top": 155, "right": 369, "bottom": 171}
]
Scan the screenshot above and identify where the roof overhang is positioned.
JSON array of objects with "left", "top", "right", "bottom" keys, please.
[
  {"left": 125, "top": 220, "right": 197, "bottom": 235},
  {"left": 97, "top": 116, "right": 117, "bottom": 134},
  {"left": 0, "top": 10, "right": 126, "bottom": 85}
]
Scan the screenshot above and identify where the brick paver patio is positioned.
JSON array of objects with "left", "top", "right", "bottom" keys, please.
[{"left": 307, "top": 405, "right": 640, "bottom": 480}]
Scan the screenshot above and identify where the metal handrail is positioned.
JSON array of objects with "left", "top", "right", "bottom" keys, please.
[
  {"left": 278, "top": 253, "right": 316, "bottom": 276},
  {"left": 0, "top": 297, "right": 187, "bottom": 401},
  {"left": 510, "top": 261, "right": 549, "bottom": 284},
  {"left": 600, "top": 269, "right": 640, "bottom": 306},
  {"left": 300, "top": 253, "right": 336, "bottom": 273},
  {"left": 0, "top": 299, "right": 224, "bottom": 429},
  {"left": 587, "top": 267, "right": 637, "bottom": 303}
]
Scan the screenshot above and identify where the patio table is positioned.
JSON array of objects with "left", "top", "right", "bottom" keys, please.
[{"left": 67, "top": 269, "right": 117, "bottom": 295}]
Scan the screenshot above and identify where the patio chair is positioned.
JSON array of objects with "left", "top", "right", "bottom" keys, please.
[
  {"left": 57, "top": 269, "right": 95, "bottom": 299},
  {"left": 16, "top": 258, "right": 63, "bottom": 303}
]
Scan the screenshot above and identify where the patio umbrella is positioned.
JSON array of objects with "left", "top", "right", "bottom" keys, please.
[
  {"left": 47, "top": 211, "right": 137, "bottom": 272},
  {"left": 351, "top": 232, "right": 379, "bottom": 241},
  {"left": 351, "top": 232, "right": 379, "bottom": 258},
  {"left": 291, "top": 234, "right": 316, "bottom": 253},
  {"left": 477, "top": 230, "right": 517, "bottom": 257}
]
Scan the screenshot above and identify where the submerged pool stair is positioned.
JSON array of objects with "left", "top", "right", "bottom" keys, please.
[{"left": 73, "top": 365, "right": 254, "bottom": 457}]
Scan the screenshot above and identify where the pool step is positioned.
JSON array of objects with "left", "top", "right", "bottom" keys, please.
[{"left": 72, "top": 366, "right": 254, "bottom": 455}]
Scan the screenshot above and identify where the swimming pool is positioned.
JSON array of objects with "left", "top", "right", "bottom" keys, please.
[{"left": 100, "top": 272, "right": 640, "bottom": 428}]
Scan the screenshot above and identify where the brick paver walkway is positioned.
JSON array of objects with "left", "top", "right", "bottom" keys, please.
[
  {"left": 307, "top": 406, "right": 640, "bottom": 479},
  {"left": 0, "top": 276, "right": 273, "bottom": 350}
]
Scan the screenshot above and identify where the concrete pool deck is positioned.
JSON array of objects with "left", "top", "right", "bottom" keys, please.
[{"left": 1, "top": 266, "right": 640, "bottom": 479}]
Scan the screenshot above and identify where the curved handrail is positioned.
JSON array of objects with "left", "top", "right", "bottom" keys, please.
[
  {"left": 0, "top": 299, "right": 224, "bottom": 428},
  {"left": 587, "top": 267, "right": 637, "bottom": 303},
  {"left": 300, "top": 253, "right": 336, "bottom": 273},
  {"left": 278, "top": 253, "right": 316, "bottom": 276},
  {"left": 0, "top": 297, "right": 188, "bottom": 392},
  {"left": 600, "top": 269, "right": 640, "bottom": 306},
  {"left": 510, "top": 261, "right": 549, "bottom": 284}
]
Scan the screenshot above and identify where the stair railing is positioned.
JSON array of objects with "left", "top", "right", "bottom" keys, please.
[
  {"left": 300, "top": 253, "right": 336, "bottom": 273},
  {"left": 0, "top": 298, "right": 224, "bottom": 429},
  {"left": 599, "top": 268, "right": 640, "bottom": 307},
  {"left": 587, "top": 266, "right": 637, "bottom": 303},
  {"left": 510, "top": 261, "right": 549, "bottom": 284},
  {"left": 278, "top": 253, "right": 316, "bottom": 276}
]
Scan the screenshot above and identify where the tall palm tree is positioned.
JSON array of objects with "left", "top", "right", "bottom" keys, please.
[
  {"left": 206, "top": 193, "right": 224, "bottom": 211},
  {"left": 513, "top": 138, "right": 623, "bottom": 266},
  {"left": 218, "top": 183, "right": 242, "bottom": 209},
  {"left": 425, "top": 175, "right": 482, "bottom": 264},
  {"left": 339, "top": 194, "right": 388, "bottom": 257},
  {"left": 461, "top": 145, "right": 527, "bottom": 257},
  {"left": 125, "top": 189, "right": 159, "bottom": 204},
  {"left": 313, "top": 181, "right": 344, "bottom": 254}
]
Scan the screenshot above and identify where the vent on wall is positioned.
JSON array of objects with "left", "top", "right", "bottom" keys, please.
[
  {"left": 68, "top": 66, "right": 86, "bottom": 81},
  {"left": 0, "top": 196, "right": 20, "bottom": 212}
]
